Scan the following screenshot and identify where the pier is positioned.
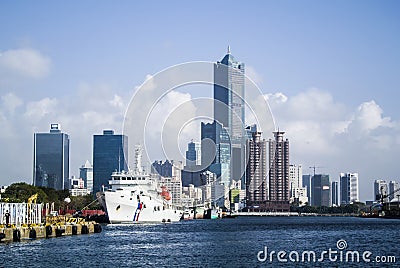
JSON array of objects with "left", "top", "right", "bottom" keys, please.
[{"left": 0, "top": 202, "right": 102, "bottom": 243}]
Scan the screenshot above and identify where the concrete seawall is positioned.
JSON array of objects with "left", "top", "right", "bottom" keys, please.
[{"left": 0, "top": 222, "right": 101, "bottom": 242}]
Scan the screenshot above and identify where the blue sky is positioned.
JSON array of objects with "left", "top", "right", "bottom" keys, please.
[{"left": 1, "top": 1, "right": 399, "bottom": 201}]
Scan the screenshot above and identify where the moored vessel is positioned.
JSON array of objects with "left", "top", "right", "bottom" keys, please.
[{"left": 100, "top": 146, "right": 183, "bottom": 223}]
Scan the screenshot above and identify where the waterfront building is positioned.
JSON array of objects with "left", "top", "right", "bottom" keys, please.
[
  {"left": 340, "top": 172, "right": 359, "bottom": 204},
  {"left": 289, "top": 164, "right": 308, "bottom": 206},
  {"left": 80, "top": 160, "right": 93, "bottom": 194},
  {"left": 388, "top": 180, "right": 399, "bottom": 201},
  {"left": 93, "top": 130, "right": 128, "bottom": 193},
  {"left": 69, "top": 176, "right": 88, "bottom": 197},
  {"left": 245, "top": 127, "right": 268, "bottom": 207},
  {"left": 151, "top": 160, "right": 183, "bottom": 181},
  {"left": 69, "top": 176, "right": 84, "bottom": 189},
  {"left": 311, "top": 174, "right": 331, "bottom": 207},
  {"left": 331, "top": 181, "right": 339, "bottom": 206},
  {"left": 185, "top": 141, "right": 201, "bottom": 168},
  {"left": 212, "top": 48, "right": 246, "bottom": 188},
  {"left": 182, "top": 184, "right": 203, "bottom": 206},
  {"left": 374, "top": 179, "right": 388, "bottom": 202},
  {"left": 302, "top": 174, "right": 312, "bottom": 205},
  {"left": 200, "top": 121, "right": 230, "bottom": 186},
  {"left": 268, "top": 131, "right": 290, "bottom": 211},
  {"left": 33, "top": 123, "right": 70, "bottom": 190}
]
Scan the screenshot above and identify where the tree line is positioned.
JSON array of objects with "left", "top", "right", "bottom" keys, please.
[{"left": 1, "top": 182, "right": 102, "bottom": 210}]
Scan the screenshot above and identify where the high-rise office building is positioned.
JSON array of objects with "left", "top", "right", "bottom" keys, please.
[
  {"left": 340, "top": 172, "right": 359, "bottom": 204},
  {"left": 374, "top": 179, "right": 388, "bottom": 202},
  {"left": 289, "top": 164, "right": 308, "bottom": 205},
  {"left": 302, "top": 174, "right": 312, "bottom": 205},
  {"left": 214, "top": 47, "right": 246, "bottom": 187},
  {"left": 331, "top": 181, "right": 339, "bottom": 206},
  {"left": 151, "top": 160, "right": 183, "bottom": 181},
  {"left": 311, "top": 174, "right": 331, "bottom": 207},
  {"left": 80, "top": 160, "right": 93, "bottom": 194},
  {"left": 245, "top": 127, "right": 268, "bottom": 206},
  {"left": 93, "top": 130, "right": 128, "bottom": 192},
  {"left": 33, "top": 123, "right": 70, "bottom": 190},
  {"left": 268, "top": 131, "right": 290, "bottom": 211},
  {"left": 185, "top": 141, "right": 201, "bottom": 168},
  {"left": 200, "top": 121, "right": 230, "bottom": 186},
  {"left": 388, "top": 180, "right": 400, "bottom": 201}
]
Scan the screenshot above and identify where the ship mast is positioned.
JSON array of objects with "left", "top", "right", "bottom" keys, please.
[{"left": 134, "top": 145, "right": 143, "bottom": 174}]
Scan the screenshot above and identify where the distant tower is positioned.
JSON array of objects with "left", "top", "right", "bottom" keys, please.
[
  {"left": 245, "top": 126, "right": 268, "bottom": 206},
  {"left": 200, "top": 121, "right": 231, "bottom": 186},
  {"left": 93, "top": 130, "right": 128, "bottom": 192},
  {"left": 374, "top": 179, "right": 388, "bottom": 202},
  {"left": 331, "top": 181, "right": 339, "bottom": 206},
  {"left": 80, "top": 160, "right": 93, "bottom": 194},
  {"left": 311, "top": 174, "right": 331, "bottom": 207},
  {"left": 388, "top": 180, "right": 400, "bottom": 201},
  {"left": 340, "top": 173, "right": 359, "bottom": 204},
  {"left": 33, "top": 123, "right": 70, "bottom": 190},
  {"left": 268, "top": 131, "right": 290, "bottom": 211},
  {"left": 185, "top": 141, "right": 201, "bottom": 168},
  {"left": 214, "top": 48, "right": 246, "bottom": 187},
  {"left": 289, "top": 164, "right": 308, "bottom": 206}
]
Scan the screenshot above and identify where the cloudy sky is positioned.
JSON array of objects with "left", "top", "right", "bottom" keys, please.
[{"left": 1, "top": 1, "right": 399, "bottom": 201}]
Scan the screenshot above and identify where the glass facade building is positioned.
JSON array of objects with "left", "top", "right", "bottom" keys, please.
[
  {"left": 185, "top": 141, "right": 201, "bottom": 167},
  {"left": 33, "top": 124, "right": 70, "bottom": 190},
  {"left": 214, "top": 48, "right": 246, "bottom": 186},
  {"left": 93, "top": 130, "right": 128, "bottom": 192},
  {"left": 340, "top": 172, "right": 359, "bottom": 204},
  {"left": 311, "top": 174, "right": 331, "bottom": 207},
  {"left": 201, "top": 121, "right": 231, "bottom": 186}
]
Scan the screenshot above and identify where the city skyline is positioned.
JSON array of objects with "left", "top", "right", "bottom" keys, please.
[{"left": 0, "top": 2, "right": 400, "bottom": 202}]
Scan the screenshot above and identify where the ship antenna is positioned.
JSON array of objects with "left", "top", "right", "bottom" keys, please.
[{"left": 134, "top": 145, "right": 143, "bottom": 174}]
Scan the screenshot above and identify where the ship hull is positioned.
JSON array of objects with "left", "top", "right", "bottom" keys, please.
[{"left": 104, "top": 190, "right": 182, "bottom": 223}]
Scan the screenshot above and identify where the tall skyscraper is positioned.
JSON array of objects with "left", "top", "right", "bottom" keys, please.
[
  {"left": 302, "top": 174, "right": 312, "bottom": 205},
  {"left": 388, "top": 180, "right": 399, "bottom": 201},
  {"left": 311, "top": 174, "right": 331, "bottom": 207},
  {"left": 340, "top": 172, "right": 359, "bottom": 204},
  {"left": 33, "top": 123, "right": 70, "bottom": 190},
  {"left": 268, "top": 131, "right": 290, "bottom": 211},
  {"left": 200, "top": 121, "right": 230, "bottom": 186},
  {"left": 245, "top": 127, "right": 268, "bottom": 206},
  {"left": 80, "top": 160, "right": 93, "bottom": 194},
  {"left": 331, "top": 181, "right": 339, "bottom": 206},
  {"left": 374, "top": 179, "right": 388, "bottom": 202},
  {"left": 93, "top": 130, "right": 128, "bottom": 192},
  {"left": 214, "top": 47, "right": 246, "bottom": 186},
  {"left": 185, "top": 141, "right": 201, "bottom": 168}
]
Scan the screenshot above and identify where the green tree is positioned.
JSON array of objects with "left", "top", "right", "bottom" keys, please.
[{"left": 2, "top": 182, "right": 48, "bottom": 203}]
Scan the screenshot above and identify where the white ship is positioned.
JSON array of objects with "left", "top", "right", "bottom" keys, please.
[{"left": 101, "top": 146, "right": 183, "bottom": 223}]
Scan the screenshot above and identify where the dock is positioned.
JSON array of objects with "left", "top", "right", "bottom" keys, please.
[
  {"left": 0, "top": 202, "right": 102, "bottom": 243},
  {"left": 0, "top": 222, "right": 102, "bottom": 242}
]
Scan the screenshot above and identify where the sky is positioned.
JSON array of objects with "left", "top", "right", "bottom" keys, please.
[{"left": 0, "top": 1, "right": 399, "bottom": 201}]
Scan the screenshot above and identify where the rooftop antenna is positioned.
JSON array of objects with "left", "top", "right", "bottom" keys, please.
[{"left": 227, "top": 45, "right": 231, "bottom": 54}]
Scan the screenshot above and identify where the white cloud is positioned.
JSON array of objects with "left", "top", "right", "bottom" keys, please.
[
  {"left": 0, "top": 48, "right": 51, "bottom": 79},
  {"left": 265, "top": 92, "right": 288, "bottom": 104},
  {"left": 267, "top": 88, "right": 400, "bottom": 201},
  {"left": 24, "top": 97, "right": 58, "bottom": 119},
  {"left": 349, "top": 100, "right": 393, "bottom": 133},
  {"left": 1, "top": 92, "right": 23, "bottom": 115}
]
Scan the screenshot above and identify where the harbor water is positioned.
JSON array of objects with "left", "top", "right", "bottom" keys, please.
[{"left": 1, "top": 216, "right": 399, "bottom": 267}]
